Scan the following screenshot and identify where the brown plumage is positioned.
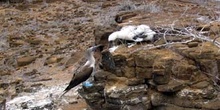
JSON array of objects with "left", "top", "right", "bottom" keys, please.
[
  {"left": 61, "top": 44, "right": 104, "bottom": 96},
  {"left": 62, "top": 65, "right": 93, "bottom": 96}
]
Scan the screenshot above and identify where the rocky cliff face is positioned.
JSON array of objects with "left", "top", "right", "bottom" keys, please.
[
  {"left": 1, "top": 0, "right": 220, "bottom": 109},
  {"left": 79, "top": 41, "right": 220, "bottom": 109}
]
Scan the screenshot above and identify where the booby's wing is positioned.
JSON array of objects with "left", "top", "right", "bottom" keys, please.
[
  {"left": 132, "top": 32, "right": 145, "bottom": 42},
  {"left": 61, "top": 65, "right": 93, "bottom": 96}
]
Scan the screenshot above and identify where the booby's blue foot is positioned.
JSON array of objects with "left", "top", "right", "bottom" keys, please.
[{"left": 83, "top": 81, "right": 93, "bottom": 88}]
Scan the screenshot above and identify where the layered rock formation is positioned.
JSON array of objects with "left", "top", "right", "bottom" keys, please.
[
  {"left": 79, "top": 41, "right": 220, "bottom": 109},
  {"left": 1, "top": 0, "right": 220, "bottom": 109}
]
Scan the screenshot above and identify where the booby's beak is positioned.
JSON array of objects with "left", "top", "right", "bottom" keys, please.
[{"left": 91, "top": 44, "right": 104, "bottom": 52}]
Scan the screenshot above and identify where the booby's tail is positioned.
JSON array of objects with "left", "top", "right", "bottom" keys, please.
[
  {"left": 60, "top": 78, "right": 82, "bottom": 98},
  {"left": 60, "top": 85, "right": 72, "bottom": 98}
]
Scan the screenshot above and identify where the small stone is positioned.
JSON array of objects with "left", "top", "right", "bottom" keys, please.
[
  {"left": 157, "top": 80, "right": 185, "bottom": 92},
  {"left": 152, "top": 69, "right": 165, "bottom": 76},
  {"left": 44, "top": 56, "right": 62, "bottom": 65},
  {"left": 153, "top": 74, "right": 170, "bottom": 85},
  {"left": 187, "top": 42, "right": 199, "bottom": 48},
  {"left": 10, "top": 40, "right": 26, "bottom": 46},
  {"left": 191, "top": 38, "right": 203, "bottom": 43},
  {"left": 30, "top": 83, "right": 43, "bottom": 87},
  {"left": 126, "top": 78, "right": 144, "bottom": 86},
  {"left": 17, "top": 56, "right": 36, "bottom": 67},
  {"left": 115, "top": 11, "right": 137, "bottom": 23},
  {"left": 191, "top": 81, "right": 210, "bottom": 89}
]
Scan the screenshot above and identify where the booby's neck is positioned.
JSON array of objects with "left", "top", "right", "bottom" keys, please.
[{"left": 84, "top": 50, "right": 95, "bottom": 68}]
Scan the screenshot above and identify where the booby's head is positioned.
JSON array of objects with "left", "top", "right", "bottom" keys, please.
[
  {"left": 85, "top": 44, "right": 104, "bottom": 67},
  {"left": 87, "top": 44, "right": 104, "bottom": 53},
  {"left": 108, "top": 31, "right": 119, "bottom": 42},
  {"left": 108, "top": 31, "right": 119, "bottom": 48}
]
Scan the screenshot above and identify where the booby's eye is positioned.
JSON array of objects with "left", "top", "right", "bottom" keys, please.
[{"left": 108, "top": 41, "right": 113, "bottom": 48}]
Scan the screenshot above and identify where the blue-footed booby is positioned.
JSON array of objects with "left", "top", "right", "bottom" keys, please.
[
  {"left": 108, "top": 25, "right": 156, "bottom": 48},
  {"left": 61, "top": 45, "right": 103, "bottom": 96}
]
